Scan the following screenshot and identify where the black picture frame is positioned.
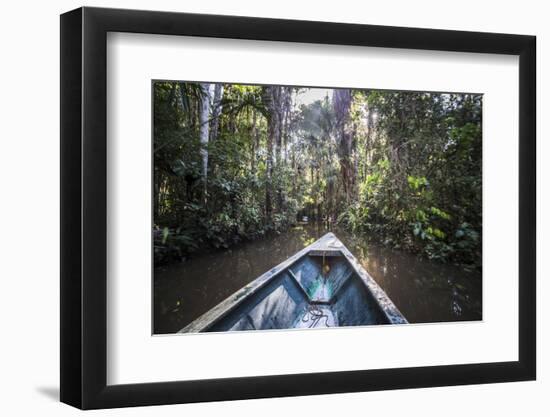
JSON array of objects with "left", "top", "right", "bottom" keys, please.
[{"left": 60, "top": 6, "right": 536, "bottom": 410}]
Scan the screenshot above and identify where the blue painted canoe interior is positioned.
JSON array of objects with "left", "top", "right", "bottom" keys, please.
[{"left": 208, "top": 254, "right": 389, "bottom": 332}]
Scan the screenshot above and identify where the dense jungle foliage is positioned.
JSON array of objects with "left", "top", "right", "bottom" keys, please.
[{"left": 154, "top": 82, "right": 482, "bottom": 268}]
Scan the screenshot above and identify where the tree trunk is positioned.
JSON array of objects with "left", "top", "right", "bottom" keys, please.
[
  {"left": 262, "top": 86, "right": 284, "bottom": 222},
  {"left": 273, "top": 90, "right": 283, "bottom": 169},
  {"left": 250, "top": 110, "right": 258, "bottom": 176},
  {"left": 198, "top": 83, "right": 212, "bottom": 202},
  {"left": 209, "top": 84, "right": 224, "bottom": 142},
  {"left": 333, "top": 89, "right": 354, "bottom": 202},
  {"left": 281, "top": 87, "right": 292, "bottom": 164}
]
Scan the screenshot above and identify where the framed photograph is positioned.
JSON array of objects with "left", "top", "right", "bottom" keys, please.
[{"left": 60, "top": 6, "right": 536, "bottom": 409}]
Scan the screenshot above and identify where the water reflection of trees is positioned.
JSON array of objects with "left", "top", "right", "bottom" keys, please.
[{"left": 331, "top": 226, "right": 481, "bottom": 323}]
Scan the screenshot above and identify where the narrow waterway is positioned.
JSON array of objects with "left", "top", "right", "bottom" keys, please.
[{"left": 154, "top": 224, "right": 482, "bottom": 334}]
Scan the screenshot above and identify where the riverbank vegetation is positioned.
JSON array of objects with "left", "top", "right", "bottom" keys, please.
[{"left": 154, "top": 82, "right": 482, "bottom": 267}]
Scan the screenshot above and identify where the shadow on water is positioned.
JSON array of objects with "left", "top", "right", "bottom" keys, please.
[{"left": 154, "top": 223, "right": 481, "bottom": 334}]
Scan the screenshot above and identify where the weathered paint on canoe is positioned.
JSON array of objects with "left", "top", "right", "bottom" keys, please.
[{"left": 179, "top": 233, "right": 407, "bottom": 333}]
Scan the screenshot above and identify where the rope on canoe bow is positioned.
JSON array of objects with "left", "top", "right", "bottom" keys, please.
[{"left": 302, "top": 305, "right": 330, "bottom": 328}]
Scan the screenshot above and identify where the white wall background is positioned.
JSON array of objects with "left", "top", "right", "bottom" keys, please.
[{"left": 0, "top": 0, "right": 546, "bottom": 415}]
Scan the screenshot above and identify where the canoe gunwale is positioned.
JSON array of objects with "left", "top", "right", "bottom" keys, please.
[
  {"left": 179, "top": 239, "right": 314, "bottom": 333},
  {"left": 179, "top": 232, "right": 407, "bottom": 333}
]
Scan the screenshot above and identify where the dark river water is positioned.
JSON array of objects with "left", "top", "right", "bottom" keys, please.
[{"left": 154, "top": 224, "right": 482, "bottom": 334}]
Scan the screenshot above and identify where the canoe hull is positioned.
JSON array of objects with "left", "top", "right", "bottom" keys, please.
[{"left": 180, "top": 233, "right": 407, "bottom": 333}]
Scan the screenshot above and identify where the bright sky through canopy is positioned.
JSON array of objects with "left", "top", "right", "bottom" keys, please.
[{"left": 295, "top": 88, "right": 332, "bottom": 107}]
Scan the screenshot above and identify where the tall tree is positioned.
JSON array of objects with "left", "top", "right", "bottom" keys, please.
[
  {"left": 209, "top": 84, "right": 224, "bottom": 142},
  {"left": 198, "top": 83, "right": 212, "bottom": 200},
  {"left": 333, "top": 89, "right": 354, "bottom": 202},
  {"left": 281, "top": 87, "right": 293, "bottom": 164},
  {"left": 262, "top": 86, "right": 284, "bottom": 221},
  {"left": 250, "top": 108, "right": 259, "bottom": 176}
]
